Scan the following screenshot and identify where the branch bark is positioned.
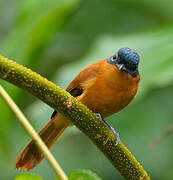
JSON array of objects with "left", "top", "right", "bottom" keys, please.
[{"left": 0, "top": 54, "right": 150, "bottom": 180}]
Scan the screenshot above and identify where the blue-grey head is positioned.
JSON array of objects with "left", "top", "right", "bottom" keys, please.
[{"left": 108, "top": 47, "right": 140, "bottom": 77}]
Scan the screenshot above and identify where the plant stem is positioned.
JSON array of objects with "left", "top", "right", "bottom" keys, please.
[
  {"left": 0, "top": 54, "right": 151, "bottom": 180},
  {"left": 0, "top": 85, "right": 68, "bottom": 180}
]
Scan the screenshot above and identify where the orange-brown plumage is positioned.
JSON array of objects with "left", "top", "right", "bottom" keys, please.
[
  {"left": 15, "top": 48, "right": 140, "bottom": 171},
  {"left": 73, "top": 59, "right": 140, "bottom": 117}
]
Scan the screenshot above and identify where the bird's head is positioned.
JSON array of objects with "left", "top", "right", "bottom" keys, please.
[{"left": 108, "top": 47, "right": 140, "bottom": 77}]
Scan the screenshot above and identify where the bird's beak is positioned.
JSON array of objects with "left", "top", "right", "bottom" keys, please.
[
  {"left": 117, "top": 64, "right": 124, "bottom": 70},
  {"left": 116, "top": 63, "right": 126, "bottom": 71}
]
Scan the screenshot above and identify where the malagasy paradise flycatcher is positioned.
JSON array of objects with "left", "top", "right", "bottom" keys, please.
[{"left": 15, "top": 47, "right": 140, "bottom": 171}]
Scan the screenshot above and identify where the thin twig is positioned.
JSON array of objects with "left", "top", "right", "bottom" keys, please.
[{"left": 0, "top": 85, "right": 68, "bottom": 180}]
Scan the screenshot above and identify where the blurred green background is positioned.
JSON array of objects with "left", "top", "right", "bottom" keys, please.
[{"left": 0, "top": 0, "right": 173, "bottom": 179}]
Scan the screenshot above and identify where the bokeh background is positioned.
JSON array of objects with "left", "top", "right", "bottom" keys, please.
[{"left": 1, "top": 0, "right": 173, "bottom": 179}]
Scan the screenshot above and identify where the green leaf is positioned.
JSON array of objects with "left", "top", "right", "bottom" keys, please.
[
  {"left": 14, "top": 174, "right": 43, "bottom": 180},
  {"left": 68, "top": 169, "right": 102, "bottom": 180}
]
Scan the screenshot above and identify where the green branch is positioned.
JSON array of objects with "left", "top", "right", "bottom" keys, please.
[{"left": 0, "top": 54, "right": 150, "bottom": 180}]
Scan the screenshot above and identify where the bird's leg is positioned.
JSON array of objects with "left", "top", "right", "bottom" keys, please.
[{"left": 94, "top": 113, "right": 120, "bottom": 145}]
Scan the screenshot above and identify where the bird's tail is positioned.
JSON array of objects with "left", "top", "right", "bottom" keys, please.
[{"left": 15, "top": 114, "right": 69, "bottom": 171}]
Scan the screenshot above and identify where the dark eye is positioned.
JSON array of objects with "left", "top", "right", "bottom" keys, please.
[{"left": 112, "top": 54, "right": 118, "bottom": 60}]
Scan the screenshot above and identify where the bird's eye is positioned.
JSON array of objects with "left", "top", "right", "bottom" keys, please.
[{"left": 112, "top": 54, "right": 118, "bottom": 60}]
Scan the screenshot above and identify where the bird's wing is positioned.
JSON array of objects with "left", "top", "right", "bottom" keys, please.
[
  {"left": 66, "top": 60, "right": 101, "bottom": 94},
  {"left": 51, "top": 60, "right": 102, "bottom": 119}
]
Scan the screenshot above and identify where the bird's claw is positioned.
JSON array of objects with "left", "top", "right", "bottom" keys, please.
[{"left": 94, "top": 113, "right": 120, "bottom": 145}]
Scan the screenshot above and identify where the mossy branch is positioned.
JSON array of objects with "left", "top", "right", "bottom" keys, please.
[{"left": 0, "top": 54, "right": 150, "bottom": 180}]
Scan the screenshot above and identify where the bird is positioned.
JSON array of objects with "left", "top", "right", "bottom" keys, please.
[{"left": 15, "top": 47, "right": 141, "bottom": 171}]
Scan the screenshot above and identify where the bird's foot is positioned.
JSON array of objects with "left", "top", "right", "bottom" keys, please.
[{"left": 94, "top": 113, "right": 120, "bottom": 145}]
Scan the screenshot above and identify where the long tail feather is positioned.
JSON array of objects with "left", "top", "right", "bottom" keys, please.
[{"left": 15, "top": 115, "right": 68, "bottom": 171}]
